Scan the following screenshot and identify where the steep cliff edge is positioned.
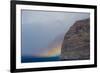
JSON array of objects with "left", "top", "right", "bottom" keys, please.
[{"left": 60, "top": 18, "right": 90, "bottom": 60}]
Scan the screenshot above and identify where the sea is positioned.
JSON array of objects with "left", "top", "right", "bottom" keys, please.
[{"left": 21, "top": 56, "right": 60, "bottom": 63}]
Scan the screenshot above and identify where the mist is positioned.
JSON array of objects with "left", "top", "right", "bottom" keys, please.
[{"left": 21, "top": 10, "right": 90, "bottom": 56}]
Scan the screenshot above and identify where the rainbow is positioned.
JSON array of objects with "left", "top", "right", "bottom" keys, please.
[{"left": 32, "top": 45, "right": 61, "bottom": 57}]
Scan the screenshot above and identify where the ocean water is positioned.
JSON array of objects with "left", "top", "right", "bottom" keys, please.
[{"left": 21, "top": 56, "right": 60, "bottom": 63}]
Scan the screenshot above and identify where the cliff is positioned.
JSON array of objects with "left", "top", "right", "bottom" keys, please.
[{"left": 60, "top": 18, "right": 90, "bottom": 60}]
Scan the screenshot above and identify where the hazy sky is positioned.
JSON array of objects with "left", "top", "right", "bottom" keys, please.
[{"left": 21, "top": 10, "right": 90, "bottom": 56}]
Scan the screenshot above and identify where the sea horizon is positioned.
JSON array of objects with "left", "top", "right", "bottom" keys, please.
[{"left": 21, "top": 56, "right": 60, "bottom": 63}]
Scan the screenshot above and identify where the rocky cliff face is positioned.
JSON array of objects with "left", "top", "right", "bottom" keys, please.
[{"left": 60, "top": 18, "right": 90, "bottom": 60}]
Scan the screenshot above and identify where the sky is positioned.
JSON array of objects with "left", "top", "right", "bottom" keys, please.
[{"left": 21, "top": 10, "right": 90, "bottom": 57}]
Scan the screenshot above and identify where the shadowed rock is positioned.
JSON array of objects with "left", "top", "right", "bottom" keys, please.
[{"left": 60, "top": 18, "right": 90, "bottom": 60}]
